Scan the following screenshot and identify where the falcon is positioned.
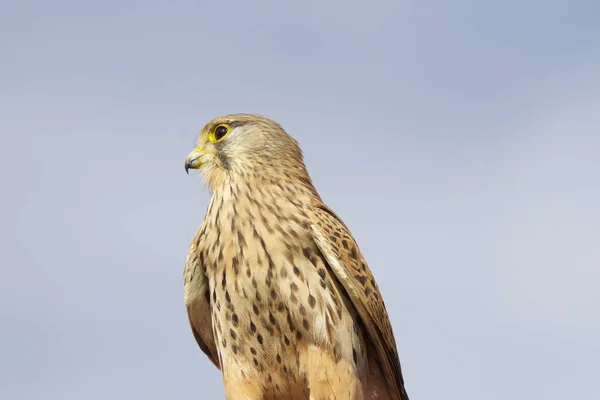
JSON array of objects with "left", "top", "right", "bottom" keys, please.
[{"left": 184, "top": 114, "right": 409, "bottom": 400}]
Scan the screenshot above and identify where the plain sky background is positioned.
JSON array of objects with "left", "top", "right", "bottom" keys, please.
[{"left": 1, "top": 1, "right": 599, "bottom": 399}]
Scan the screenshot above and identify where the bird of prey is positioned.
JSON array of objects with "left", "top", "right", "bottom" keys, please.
[{"left": 184, "top": 114, "right": 409, "bottom": 400}]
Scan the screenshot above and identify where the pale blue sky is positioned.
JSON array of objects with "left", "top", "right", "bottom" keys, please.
[{"left": 1, "top": 1, "right": 599, "bottom": 399}]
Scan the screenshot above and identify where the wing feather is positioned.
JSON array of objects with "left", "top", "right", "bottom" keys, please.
[
  {"left": 184, "top": 229, "right": 220, "bottom": 369},
  {"left": 310, "top": 202, "right": 409, "bottom": 400}
]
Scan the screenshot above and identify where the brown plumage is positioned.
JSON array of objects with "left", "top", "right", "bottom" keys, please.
[{"left": 183, "top": 114, "right": 409, "bottom": 400}]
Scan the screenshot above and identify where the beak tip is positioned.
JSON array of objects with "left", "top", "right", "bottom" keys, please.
[{"left": 185, "top": 148, "right": 205, "bottom": 174}]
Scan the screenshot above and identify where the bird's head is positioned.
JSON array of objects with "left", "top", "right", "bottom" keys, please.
[{"left": 185, "top": 114, "right": 309, "bottom": 191}]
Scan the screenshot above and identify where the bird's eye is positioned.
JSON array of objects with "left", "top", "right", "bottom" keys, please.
[{"left": 210, "top": 124, "right": 230, "bottom": 143}]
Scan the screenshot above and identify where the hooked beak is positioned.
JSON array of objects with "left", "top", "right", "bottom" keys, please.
[{"left": 185, "top": 146, "right": 206, "bottom": 174}]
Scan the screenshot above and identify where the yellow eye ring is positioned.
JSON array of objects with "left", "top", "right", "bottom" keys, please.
[{"left": 209, "top": 124, "right": 230, "bottom": 143}]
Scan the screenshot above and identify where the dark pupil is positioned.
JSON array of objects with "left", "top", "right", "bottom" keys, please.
[{"left": 215, "top": 126, "right": 228, "bottom": 140}]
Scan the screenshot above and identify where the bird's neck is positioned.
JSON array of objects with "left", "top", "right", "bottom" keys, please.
[
  {"left": 209, "top": 163, "right": 317, "bottom": 198},
  {"left": 205, "top": 170, "right": 319, "bottom": 229},
  {"left": 211, "top": 175, "right": 313, "bottom": 206}
]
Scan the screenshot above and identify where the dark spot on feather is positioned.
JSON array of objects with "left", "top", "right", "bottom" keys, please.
[
  {"left": 267, "top": 255, "right": 275, "bottom": 271},
  {"left": 349, "top": 247, "right": 358, "bottom": 260},
  {"left": 237, "top": 231, "right": 246, "bottom": 247},
  {"left": 302, "top": 247, "right": 311, "bottom": 259},
  {"left": 259, "top": 237, "right": 268, "bottom": 253},
  {"left": 308, "top": 294, "right": 316, "bottom": 308},
  {"left": 333, "top": 345, "right": 341, "bottom": 361}
]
